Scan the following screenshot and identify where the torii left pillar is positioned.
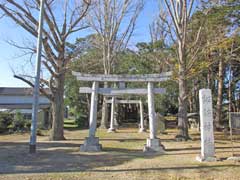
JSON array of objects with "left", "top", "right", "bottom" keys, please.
[
  {"left": 80, "top": 81, "right": 102, "bottom": 152},
  {"left": 143, "top": 82, "right": 165, "bottom": 153}
]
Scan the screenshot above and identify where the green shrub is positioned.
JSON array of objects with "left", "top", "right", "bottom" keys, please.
[
  {"left": 25, "top": 121, "right": 31, "bottom": 131},
  {"left": 12, "top": 111, "right": 27, "bottom": 132},
  {"left": 0, "top": 112, "right": 14, "bottom": 133},
  {"left": 75, "top": 113, "right": 88, "bottom": 128}
]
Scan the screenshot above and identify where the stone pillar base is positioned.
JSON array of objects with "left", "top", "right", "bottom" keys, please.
[
  {"left": 227, "top": 156, "right": 240, "bottom": 161},
  {"left": 80, "top": 137, "right": 102, "bottom": 152},
  {"left": 196, "top": 155, "right": 217, "bottom": 162},
  {"left": 143, "top": 138, "right": 165, "bottom": 153},
  {"left": 138, "top": 128, "right": 146, "bottom": 133},
  {"left": 107, "top": 128, "right": 116, "bottom": 133}
]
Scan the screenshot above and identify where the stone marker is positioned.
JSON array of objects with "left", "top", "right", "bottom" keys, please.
[
  {"left": 227, "top": 112, "right": 240, "bottom": 161},
  {"left": 80, "top": 82, "right": 102, "bottom": 152},
  {"left": 196, "top": 89, "right": 216, "bottom": 162},
  {"left": 156, "top": 112, "right": 166, "bottom": 134},
  {"left": 230, "top": 113, "right": 240, "bottom": 130}
]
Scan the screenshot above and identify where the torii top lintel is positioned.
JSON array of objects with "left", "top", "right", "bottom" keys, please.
[{"left": 72, "top": 71, "right": 172, "bottom": 82}]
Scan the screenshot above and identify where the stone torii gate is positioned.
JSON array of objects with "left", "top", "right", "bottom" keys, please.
[{"left": 73, "top": 72, "right": 171, "bottom": 152}]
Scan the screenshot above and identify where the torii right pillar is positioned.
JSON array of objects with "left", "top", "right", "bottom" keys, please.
[{"left": 143, "top": 82, "right": 165, "bottom": 153}]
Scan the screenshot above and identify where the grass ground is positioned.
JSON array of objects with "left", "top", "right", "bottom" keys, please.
[{"left": 0, "top": 124, "right": 240, "bottom": 180}]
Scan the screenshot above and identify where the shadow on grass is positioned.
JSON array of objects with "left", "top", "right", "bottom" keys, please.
[
  {"left": 86, "top": 164, "right": 239, "bottom": 173},
  {"left": 103, "top": 147, "right": 143, "bottom": 153},
  {"left": 167, "top": 146, "right": 240, "bottom": 152},
  {"left": 67, "top": 137, "right": 176, "bottom": 142},
  {"left": 63, "top": 127, "right": 81, "bottom": 131},
  {"left": 0, "top": 141, "right": 239, "bottom": 175},
  {"left": 0, "top": 141, "right": 161, "bottom": 175}
]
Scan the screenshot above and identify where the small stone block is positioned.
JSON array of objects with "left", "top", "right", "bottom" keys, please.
[
  {"left": 227, "top": 156, "right": 240, "bottom": 162},
  {"left": 80, "top": 137, "right": 102, "bottom": 152},
  {"left": 107, "top": 128, "right": 116, "bottom": 133},
  {"left": 196, "top": 155, "right": 217, "bottom": 162},
  {"left": 138, "top": 128, "right": 146, "bottom": 133},
  {"left": 143, "top": 138, "right": 165, "bottom": 153}
]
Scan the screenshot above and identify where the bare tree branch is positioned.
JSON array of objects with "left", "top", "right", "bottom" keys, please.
[
  {"left": 0, "top": 0, "right": 91, "bottom": 140},
  {"left": 13, "top": 74, "right": 53, "bottom": 101},
  {"left": 87, "top": 0, "right": 143, "bottom": 74}
]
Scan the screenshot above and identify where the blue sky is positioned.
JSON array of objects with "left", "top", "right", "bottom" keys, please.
[{"left": 0, "top": 0, "right": 159, "bottom": 87}]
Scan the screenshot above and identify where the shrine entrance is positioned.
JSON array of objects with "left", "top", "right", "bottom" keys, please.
[
  {"left": 118, "top": 103, "right": 139, "bottom": 123},
  {"left": 73, "top": 71, "right": 171, "bottom": 153},
  {"left": 106, "top": 99, "right": 145, "bottom": 132}
]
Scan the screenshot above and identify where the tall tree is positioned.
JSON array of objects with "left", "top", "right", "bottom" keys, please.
[
  {"left": 65, "top": 35, "right": 103, "bottom": 127},
  {"left": 87, "top": 0, "right": 144, "bottom": 128},
  {"left": 159, "top": 0, "right": 201, "bottom": 140},
  {"left": 199, "top": 0, "right": 240, "bottom": 127},
  {"left": 0, "top": 0, "right": 91, "bottom": 140}
]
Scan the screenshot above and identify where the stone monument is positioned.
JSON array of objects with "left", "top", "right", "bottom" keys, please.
[
  {"left": 230, "top": 113, "right": 240, "bottom": 130},
  {"left": 156, "top": 112, "right": 166, "bottom": 134},
  {"left": 196, "top": 89, "right": 216, "bottom": 162}
]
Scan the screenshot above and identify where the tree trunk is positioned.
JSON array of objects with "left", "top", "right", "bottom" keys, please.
[
  {"left": 100, "top": 82, "right": 108, "bottom": 129},
  {"left": 188, "top": 94, "right": 193, "bottom": 113},
  {"left": 193, "top": 79, "right": 199, "bottom": 113},
  {"left": 215, "top": 58, "right": 224, "bottom": 129},
  {"left": 49, "top": 74, "right": 66, "bottom": 140},
  {"left": 176, "top": 37, "right": 189, "bottom": 141},
  {"left": 100, "top": 44, "right": 111, "bottom": 129},
  {"left": 228, "top": 65, "right": 232, "bottom": 114},
  {"left": 207, "top": 67, "right": 212, "bottom": 90},
  {"left": 176, "top": 69, "right": 189, "bottom": 141},
  {"left": 232, "top": 82, "right": 237, "bottom": 112}
]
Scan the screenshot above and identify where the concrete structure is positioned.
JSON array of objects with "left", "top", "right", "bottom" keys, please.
[
  {"left": 73, "top": 72, "right": 172, "bottom": 153},
  {"left": 79, "top": 87, "right": 166, "bottom": 96},
  {"left": 196, "top": 89, "right": 216, "bottom": 162},
  {"left": 0, "top": 87, "right": 51, "bottom": 129},
  {"left": 0, "top": 88, "right": 50, "bottom": 109},
  {"left": 143, "top": 82, "right": 165, "bottom": 152},
  {"left": 107, "top": 97, "right": 117, "bottom": 132},
  {"left": 73, "top": 72, "right": 172, "bottom": 82},
  {"left": 139, "top": 100, "right": 146, "bottom": 132}
]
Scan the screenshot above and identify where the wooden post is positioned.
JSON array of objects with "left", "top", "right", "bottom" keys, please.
[
  {"left": 148, "top": 82, "right": 156, "bottom": 139},
  {"left": 89, "top": 81, "right": 99, "bottom": 137},
  {"left": 139, "top": 100, "right": 146, "bottom": 132},
  {"left": 108, "top": 97, "right": 116, "bottom": 132}
]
